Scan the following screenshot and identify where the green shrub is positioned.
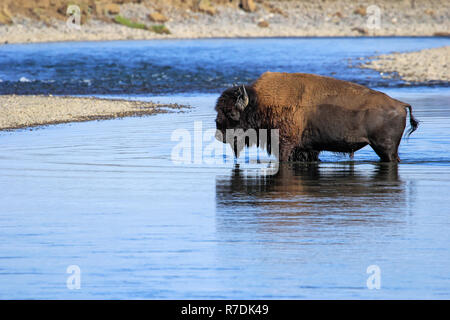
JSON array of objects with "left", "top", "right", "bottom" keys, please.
[
  {"left": 149, "top": 24, "right": 171, "bottom": 34},
  {"left": 113, "top": 15, "right": 171, "bottom": 34},
  {"left": 113, "top": 15, "right": 147, "bottom": 30}
]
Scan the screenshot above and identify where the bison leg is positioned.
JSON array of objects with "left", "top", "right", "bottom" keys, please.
[
  {"left": 279, "top": 144, "right": 320, "bottom": 162},
  {"left": 369, "top": 137, "right": 401, "bottom": 162},
  {"left": 279, "top": 144, "right": 295, "bottom": 162},
  {"left": 368, "top": 110, "right": 406, "bottom": 162},
  {"left": 289, "top": 147, "right": 320, "bottom": 162}
]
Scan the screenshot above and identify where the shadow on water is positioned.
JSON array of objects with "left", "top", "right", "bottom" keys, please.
[{"left": 215, "top": 162, "right": 411, "bottom": 234}]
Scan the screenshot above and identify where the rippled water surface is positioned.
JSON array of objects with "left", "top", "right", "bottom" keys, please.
[
  {"left": 0, "top": 37, "right": 448, "bottom": 95},
  {"left": 0, "top": 38, "right": 450, "bottom": 299}
]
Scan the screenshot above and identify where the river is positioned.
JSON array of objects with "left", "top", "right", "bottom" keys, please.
[{"left": 0, "top": 37, "right": 449, "bottom": 299}]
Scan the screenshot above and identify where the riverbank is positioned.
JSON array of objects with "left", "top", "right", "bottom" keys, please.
[
  {"left": 360, "top": 46, "right": 450, "bottom": 83},
  {"left": 0, "top": 0, "right": 449, "bottom": 44},
  {"left": 0, "top": 95, "right": 186, "bottom": 130}
]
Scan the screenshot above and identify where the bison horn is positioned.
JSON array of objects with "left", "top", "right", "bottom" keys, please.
[
  {"left": 242, "top": 85, "right": 248, "bottom": 105},
  {"left": 242, "top": 85, "right": 247, "bottom": 98},
  {"left": 235, "top": 85, "right": 249, "bottom": 111}
]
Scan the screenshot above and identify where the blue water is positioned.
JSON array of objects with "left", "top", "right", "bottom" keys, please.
[
  {"left": 0, "top": 38, "right": 450, "bottom": 299},
  {"left": 0, "top": 37, "right": 448, "bottom": 95}
]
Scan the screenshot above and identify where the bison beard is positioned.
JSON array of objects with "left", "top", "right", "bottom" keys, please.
[{"left": 215, "top": 72, "right": 419, "bottom": 162}]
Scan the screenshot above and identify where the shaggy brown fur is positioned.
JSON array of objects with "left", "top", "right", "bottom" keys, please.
[{"left": 215, "top": 72, "right": 418, "bottom": 162}]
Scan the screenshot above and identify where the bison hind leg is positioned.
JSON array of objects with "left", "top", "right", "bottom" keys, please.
[
  {"left": 368, "top": 112, "right": 405, "bottom": 162},
  {"left": 369, "top": 138, "right": 401, "bottom": 162},
  {"left": 290, "top": 148, "right": 320, "bottom": 162},
  {"left": 372, "top": 146, "right": 400, "bottom": 162}
]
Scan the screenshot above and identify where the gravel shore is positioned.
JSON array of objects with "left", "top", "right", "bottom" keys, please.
[
  {"left": 1, "top": 0, "right": 449, "bottom": 44},
  {"left": 0, "top": 95, "right": 186, "bottom": 131},
  {"left": 360, "top": 46, "right": 450, "bottom": 83}
]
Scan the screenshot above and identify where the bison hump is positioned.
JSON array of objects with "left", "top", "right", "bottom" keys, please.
[{"left": 252, "top": 72, "right": 382, "bottom": 111}]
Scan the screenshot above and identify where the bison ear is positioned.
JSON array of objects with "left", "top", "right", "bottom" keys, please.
[{"left": 235, "top": 85, "right": 249, "bottom": 111}]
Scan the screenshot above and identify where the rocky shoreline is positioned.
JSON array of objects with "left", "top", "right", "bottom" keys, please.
[
  {"left": 0, "top": 95, "right": 186, "bottom": 131},
  {"left": 0, "top": 0, "right": 449, "bottom": 44},
  {"left": 360, "top": 46, "right": 450, "bottom": 84}
]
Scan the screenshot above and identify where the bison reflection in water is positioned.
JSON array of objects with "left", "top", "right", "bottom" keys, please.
[
  {"left": 215, "top": 72, "right": 419, "bottom": 162},
  {"left": 215, "top": 163, "right": 410, "bottom": 232}
]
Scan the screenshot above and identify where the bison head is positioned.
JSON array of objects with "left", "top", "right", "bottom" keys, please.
[{"left": 214, "top": 85, "right": 249, "bottom": 142}]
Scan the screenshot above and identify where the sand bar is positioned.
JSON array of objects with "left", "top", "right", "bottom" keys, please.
[
  {"left": 0, "top": 95, "right": 187, "bottom": 131},
  {"left": 360, "top": 46, "right": 450, "bottom": 83}
]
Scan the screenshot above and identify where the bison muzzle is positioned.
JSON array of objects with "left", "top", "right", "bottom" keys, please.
[{"left": 215, "top": 72, "right": 418, "bottom": 162}]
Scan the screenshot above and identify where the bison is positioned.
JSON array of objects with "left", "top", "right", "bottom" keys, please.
[{"left": 215, "top": 72, "right": 418, "bottom": 162}]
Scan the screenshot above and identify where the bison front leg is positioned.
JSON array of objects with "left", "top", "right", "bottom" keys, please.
[
  {"left": 290, "top": 147, "right": 320, "bottom": 162},
  {"left": 279, "top": 145, "right": 319, "bottom": 162},
  {"left": 279, "top": 143, "right": 295, "bottom": 162}
]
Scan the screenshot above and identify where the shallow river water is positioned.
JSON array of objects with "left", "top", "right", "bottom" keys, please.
[{"left": 0, "top": 38, "right": 449, "bottom": 299}]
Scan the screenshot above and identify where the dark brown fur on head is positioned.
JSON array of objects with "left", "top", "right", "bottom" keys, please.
[{"left": 214, "top": 85, "right": 257, "bottom": 142}]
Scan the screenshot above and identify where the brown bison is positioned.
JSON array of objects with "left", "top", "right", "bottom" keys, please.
[{"left": 215, "top": 72, "right": 418, "bottom": 162}]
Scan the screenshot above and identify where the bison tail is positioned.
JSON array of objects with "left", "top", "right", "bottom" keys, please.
[{"left": 405, "top": 104, "right": 419, "bottom": 137}]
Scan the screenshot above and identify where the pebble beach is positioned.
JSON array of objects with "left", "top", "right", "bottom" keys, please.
[
  {"left": 0, "top": 95, "right": 186, "bottom": 131},
  {"left": 361, "top": 46, "right": 450, "bottom": 83}
]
